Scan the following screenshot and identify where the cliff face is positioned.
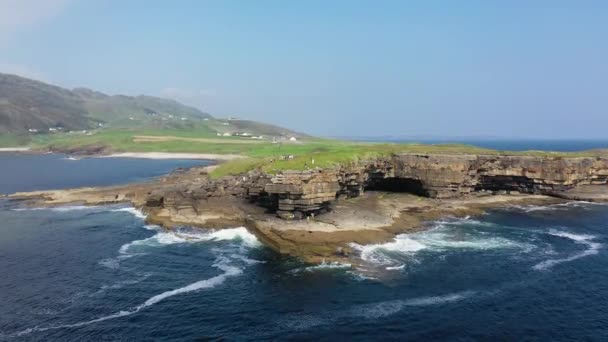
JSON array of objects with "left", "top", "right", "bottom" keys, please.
[
  {"left": 393, "top": 154, "right": 608, "bottom": 198},
  {"left": 254, "top": 154, "right": 608, "bottom": 216}
]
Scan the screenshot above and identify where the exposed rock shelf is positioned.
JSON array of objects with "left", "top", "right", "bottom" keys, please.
[{"left": 9, "top": 153, "right": 608, "bottom": 264}]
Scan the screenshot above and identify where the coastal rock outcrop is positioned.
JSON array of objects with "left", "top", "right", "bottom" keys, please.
[
  {"left": 11, "top": 153, "right": 608, "bottom": 264},
  {"left": 253, "top": 154, "right": 608, "bottom": 217}
]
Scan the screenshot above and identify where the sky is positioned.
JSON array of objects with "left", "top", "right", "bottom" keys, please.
[{"left": 0, "top": 0, "right": 607, "bottom": 139}]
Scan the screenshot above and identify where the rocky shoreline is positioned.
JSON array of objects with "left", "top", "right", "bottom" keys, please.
[{"left": 9, "top": 153, "right": 608, "bottom": 264}]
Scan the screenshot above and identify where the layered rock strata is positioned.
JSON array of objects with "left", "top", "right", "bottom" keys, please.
[
  {"left": 250, "top": 154, "right": 608, "bottom": 216},
  {"left": 9, "top": 153, "right": 608, "bottom": 264}
]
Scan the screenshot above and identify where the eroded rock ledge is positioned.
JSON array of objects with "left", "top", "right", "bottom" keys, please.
[
  {"left": 9, "top": 153, "right": 608, "bottom": 263},
  {"left": 248, "top": 153, "right": 608, "bottom": 218}
]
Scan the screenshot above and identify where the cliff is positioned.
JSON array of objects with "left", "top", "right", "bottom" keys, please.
[
  {"left": 10, "top": 153, "right": 608, "bottom": 264},
  {"left": 251, "top": 154, "right": 608, "bottom": 217}
]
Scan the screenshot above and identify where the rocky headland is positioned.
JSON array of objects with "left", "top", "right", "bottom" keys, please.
[{"left": 9, "top": 153, "right": 608, "bottom": 264}]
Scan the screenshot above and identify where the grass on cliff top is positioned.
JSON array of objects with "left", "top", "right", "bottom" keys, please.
[
  {"left": 207, "top": 143, "right": 499, "bottom": 178},
  {"left": 8, "top": 128, "right": 608, "bottom": 178}
]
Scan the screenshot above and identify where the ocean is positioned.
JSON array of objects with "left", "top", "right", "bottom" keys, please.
[
  {"left": 355, "top": 138, "right": 608, "bottom": 152},
  {"left": 1, "top": 150, "right": 607, "bottom": 341}
]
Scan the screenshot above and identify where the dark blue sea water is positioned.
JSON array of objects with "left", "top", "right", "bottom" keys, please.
[
  {"left": 1, "top": 151, "right": 608, "bottom": 341},
  {"left": 355, "top": 138, "right": 608, "bottom": 152},
  {"left": 0, "top": 153, "right": 205, "bottom": 194}
]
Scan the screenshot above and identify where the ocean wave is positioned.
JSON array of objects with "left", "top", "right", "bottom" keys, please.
[
  {"left": 350, "top": 221, "right": 527, "bottom": 267},
  {"left": 229, "top": 254, "right": 266, "bottom": 265},
  {"left": 111, "top": 207, "right": 147, "bottom": 220},
  {"left": 12, "top": 256, "right": 244, "bottom": 337},
  {"left": 350, "top": 236, "right": 426, "bottom": 265},
  {"left": 12, "top": 205, "right": 105, "bottom": 212},
  {"left": 290, "top": 261, "right": 352, "bottom": 274},
  {"left": 118, "top": 227, "right": 261, "bottom": 255},
  {"left": 511, "top": 201, "right": 608, "bottom": 213},
  {"left": 91, "top": 273, "right": 152, "bottom": 296},
  {"left": 385, "top": 264, "right": 405, "bottom": 271},
  {"left": 281, "top": 290, "right": 478, "bottom": 330},
  {"left": 352, "top": 291, "right": 475, "bottom": 319},
  {"left": 102, "top": 227, "right": 261, "bottom": 270},
  {"left": 533, "top": 229, "right": 602, "bottom": 271}
]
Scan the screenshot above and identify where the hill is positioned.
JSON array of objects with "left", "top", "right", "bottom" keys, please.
[{"left": 0, "top": 73, "right": 303, "bottom": 138}]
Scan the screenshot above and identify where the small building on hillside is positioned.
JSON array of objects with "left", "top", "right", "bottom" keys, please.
[{"left": 289, "top": 136, "right": 298, "bottom": 142}]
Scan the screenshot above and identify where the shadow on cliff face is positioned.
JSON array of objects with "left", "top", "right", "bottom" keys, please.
[{"left": 365, "top": 178, "right": 429, "bottom": 197}]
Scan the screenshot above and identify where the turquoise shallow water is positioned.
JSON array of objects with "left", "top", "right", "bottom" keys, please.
[{"left": 1, "top": 153, "right": 608, "bottom": 341}]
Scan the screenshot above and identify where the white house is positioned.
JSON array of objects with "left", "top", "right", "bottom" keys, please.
[{"left": 289, "top": 136, "right": 298, "bottom": 142}]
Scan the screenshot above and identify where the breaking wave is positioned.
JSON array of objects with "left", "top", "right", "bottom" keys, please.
[
  {"left": 110, "top": 207, "right": 147, "bottom": 220},
  {"left": 100, "top": 227, "right": 260, "bottom": 269},
  {"left": 118, "top": 227, "right": 260, "bottom": 255},
  {"left": 533, "top": 229, "right": 602, "bottom": 271},
  {"left": 289, "top": 261, "right": 352, "bottom": 274},
  {"left": 351, "top": 218, "right": 529, "bottom": 267}
]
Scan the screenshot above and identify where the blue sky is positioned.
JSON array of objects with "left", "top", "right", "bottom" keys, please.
[{"left": 1, "top": 0, "right": 607, "bottom": 138}]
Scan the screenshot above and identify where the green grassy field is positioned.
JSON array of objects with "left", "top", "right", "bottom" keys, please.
[{"left": 3, "top": 128, "right": 608, "bottom": 178}]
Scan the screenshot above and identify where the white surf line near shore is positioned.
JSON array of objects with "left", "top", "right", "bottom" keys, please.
[
  {"left": 101, "top": 152, "right": 244, "bottom": 161},
  {"left": 0, "top": 147, "right": 31, "bottom": 152},
  {"left": 511, "top": 201, "right": 608, "bottom": 213},
  {"left": 533, "top": 229, "right": 602, "bottom": 271},
  {"left": 12, "top": 205, "right": 106, "bottom": 212}
]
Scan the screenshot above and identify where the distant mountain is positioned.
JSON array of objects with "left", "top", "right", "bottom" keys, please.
[
  {"left": 0, "top": 73, "right": 93, "bottom": 134},
  {"left": 0, "top": 72, "right": 307, "bottom": 138}
]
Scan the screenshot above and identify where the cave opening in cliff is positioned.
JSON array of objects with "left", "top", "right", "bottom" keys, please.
[
  {"left": 365, "top": 177, "right": 429, "bottom": 197},
  {"left": 475, "top": 175, "right": 537, "bottom": 193}
]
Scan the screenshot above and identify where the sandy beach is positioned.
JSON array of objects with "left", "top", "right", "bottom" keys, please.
[
  {"left": 0, "top": 147, "right": 31, "bottom": 152},
  {"left": 101, "top": 152, "right": 245, "bottom": 161}
]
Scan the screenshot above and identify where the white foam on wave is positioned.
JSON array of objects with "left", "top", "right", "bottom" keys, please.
[
  {"left": 533, "top": 229, "right": 602, "bottom": 271},
  {"left": 385, "top": 265, "right": 405, "bottom": 271},
  {"left": 512, "top": 201, "right": 608, "bottom": 213},
  {"left": 118, "top": 227, "right": 260, "bottom": 256},
  {"left": 92, "top": 273, "right": 152, "bottom": 296},
  {"left": 12, "top": 205, "right": 104, "bottom": 212},
  {"left": 351, "top": 220, "right": 527, "bottom": 267},
  {"left": 102, "top": 227, "right": 260, "bottom": 270},
  {"left": 291, "top": 261, "right": 352, "bottom": 274},
  {"left": 350, "top": 236, "right": 426, "bottom": 265},
  {"left": 111, "top": 207, "right": 147, "bottom": 220},
  {"left": 13, "top": 256, "right": 244, "bottom": 337},
  {"left": 353, "top": 291, "right": 474, "bottom": 319},
  {"left": 229, "top": 254, "right": 266, "bottom": 265}
]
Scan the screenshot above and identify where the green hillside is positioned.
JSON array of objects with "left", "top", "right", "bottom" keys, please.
[{"left": 0, "top": 73, "right": 304, "bottom": 140}]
